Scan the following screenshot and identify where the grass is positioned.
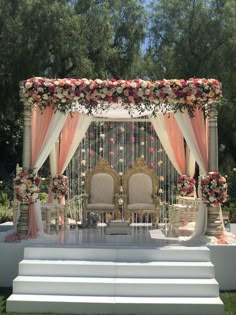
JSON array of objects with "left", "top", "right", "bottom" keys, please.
[{"left": 1, "top": 288, "right": 236, "bottom": 314}]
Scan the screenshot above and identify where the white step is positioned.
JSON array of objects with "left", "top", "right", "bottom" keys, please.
[
  {"left": 7, "top": 245, "right": 223, "bottom": 315},
  {"left": 24, "top": 246, "right": 211, "bottom": 262},
  {"left": 13, "top": 276, "right": 219, "bottom": 297},
  {"left": 19, "top": 259, "right": 215, "bottom": 278},
  {"left": 7, "top": 294, "right": 224, "bottom": 315}
]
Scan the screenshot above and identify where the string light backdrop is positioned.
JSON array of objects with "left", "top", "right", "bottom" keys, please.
[{"left": 66, "top": 121, "right": 178, "bottom": 223}]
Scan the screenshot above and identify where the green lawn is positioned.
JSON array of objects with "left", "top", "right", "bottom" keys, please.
[{"left": 1, "top": 288, "right": 236, "bottom": 314}]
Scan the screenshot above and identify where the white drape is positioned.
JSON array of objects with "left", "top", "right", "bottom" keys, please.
[
  {"left": 34, "top": 111, "right": 68, "bottom": 171},
  {"left": 174, "top": 110, "right": 208, "bottom": 237},
  {"left": 33, "top": 111, "right": 68, "bottom": 234},
  {"left": 49, "top": 113, "right": 92, "bottom": 175},
  {"left": 186, "top": 145, "right": 195, "bottom": 177},
  {"left": 150, "top": 114, "right": 182, "bottom": 174}
]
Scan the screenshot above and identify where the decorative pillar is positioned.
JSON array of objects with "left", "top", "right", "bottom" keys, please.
[
  {"left": 206, "top": 105, "right": 223, "bottom": 237},
  {"left": 16, "top": 103, "right": 31, "bottom": 239}
]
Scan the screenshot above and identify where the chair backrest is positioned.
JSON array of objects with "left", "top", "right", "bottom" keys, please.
[
  {"left": 85, "top": 159, "right": 120, "bottom": 204},
  {"left": 123, "top": 157, "right": 159, "bottom": 204}
]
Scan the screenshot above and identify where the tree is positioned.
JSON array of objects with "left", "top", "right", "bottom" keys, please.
[
  {"left": 0, "top": 0, "right": 147, "bottom": 181},
  {"left": 146, "top": 0, "right": 236, "bottom": 172}
]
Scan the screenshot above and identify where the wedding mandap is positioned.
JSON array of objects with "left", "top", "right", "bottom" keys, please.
[{"left": 10, "top": 76, "right": 229, "bottom": 243}]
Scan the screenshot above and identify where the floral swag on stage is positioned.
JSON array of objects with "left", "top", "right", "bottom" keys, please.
[
  {"left": 51, "top": 175, "right": 69, "bottom": 202},
  {"left": 14, "top": 170, "right": 41, "bottom": 204},
  {"left": 177, "top": 175, "right": 196, "bottom": 197},
  {"left": 201, "top": 172, "right": 228, "bottom": 207}
]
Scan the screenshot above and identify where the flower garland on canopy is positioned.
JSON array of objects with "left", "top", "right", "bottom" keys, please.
[
  {"left": 20, "top": 77, "right": 222, "bottom": 117},
  {"left": 14, "top": 170, "right": 41, "bottom": 204},
  {"left": 201, "top": 172, "right": 228, "bottom": 207},
  {"left": 51, "top": 175, "right": 69, "bottom": 202},
  {"left": 177, "top": 175, "right": 196, "bottom": 197}
]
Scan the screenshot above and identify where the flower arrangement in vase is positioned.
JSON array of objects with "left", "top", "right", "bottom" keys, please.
[
  {"left": 51, "top": 175, "right": 69, "bottom": 201},
  {"left": 201, "top": 172, "right": 228, "bottom": 206},
  {"left": 177, "top": 175, "right": 196, "bottom": 197},
  {"left": 14, "top": 170, "right": 41, "bottom": 204}
]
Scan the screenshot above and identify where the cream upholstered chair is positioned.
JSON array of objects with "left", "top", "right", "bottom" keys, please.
[
  {"left": 82, "top": 159, "right": 120, "bottom": 226},
  {"left": 123, "top": 157, "right": 160, "bottom": 226}
]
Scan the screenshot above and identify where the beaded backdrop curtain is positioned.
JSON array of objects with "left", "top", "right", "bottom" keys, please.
[{"left": 66, "top": 121, "right": 178, "bottom": 223}]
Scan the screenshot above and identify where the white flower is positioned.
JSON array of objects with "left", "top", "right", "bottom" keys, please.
[
  {"left": 95, "top": 79, "right": 103, "bottom": 85},
  {"left": 32, "top": 193, "right": 39, "bottom": 200},
  {"left": 130, "top": 82, "right": 137, "bottom": 88},
  {"left": 117, "top": 87, "right": 123, "bottom": 94},
  {"left": 138, "top": 89, "right": 143, "bottom": 97},
  {"left": 25, "top": 81, "right": 33, "bottom": 89}
]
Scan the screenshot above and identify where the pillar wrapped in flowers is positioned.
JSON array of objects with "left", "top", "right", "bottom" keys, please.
[
  {"left": 14, "top": 169, "right": 41, "bottom": 237},
  {"left": 201, "top": 171, "right": 228, "bottom": 237}
]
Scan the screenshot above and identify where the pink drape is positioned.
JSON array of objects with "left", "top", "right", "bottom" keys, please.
[
  {"left": 164, "top": 113, "right": 186, "bottom": 174},
  {"left": 31, "top": 106, "right": 54, "bottom": 166},
  {"left": 49, "top": 113, "right": 80, "bottom": 206},
  {"left": 190, "top": 109, "right": 208, "bottom": 172},
  {"left": 58, "top": 113, "right": 80, "bottom": 174},
  {"left": 28, "top": 106, "right": 55, "bottom": 238}
]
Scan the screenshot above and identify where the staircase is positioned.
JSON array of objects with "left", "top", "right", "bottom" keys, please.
[{"left": 7, "top": 246, "right": 224, "bottom": 315}]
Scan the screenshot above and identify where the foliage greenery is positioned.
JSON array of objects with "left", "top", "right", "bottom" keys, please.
[{"left": 0, "top": 0, "right": 235, "bottom": 186}]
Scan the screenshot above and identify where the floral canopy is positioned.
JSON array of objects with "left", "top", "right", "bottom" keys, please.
[
  {"left": 18, "top": 76, "right": 222, "bottom": 239},
  {"left": 20, "top": 77, "right": 222, "bottom": 118}
]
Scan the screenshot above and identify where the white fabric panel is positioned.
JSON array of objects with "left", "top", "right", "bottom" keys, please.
[
  {"left": 150, "top": 115, "right": 182, "bottom": 174},
  {"left": 174, "top": 111, "right": 207, "bottom": 175},
  {"left": 128, "top": 174, "right": 153, "bottom": 204},
  {"left": 34, "top": 111, "right": 68, "bottom": 171},
  {"left": 190, "top": 200, "right": 208, "bottom": 238},
  {"left": 186, "top": 145, "right": 195, "bottom": 177},
  {"left": 34, "top": 200, "right": 44, "bottom": 236},
  {"left": 61, "top": 114, "right": 92, "bottom": 174},
  {"left": 75, "top": 102, "right": 155, "bottom": 118},
  {"left": 49, "top": 141, "right": 59, "bottom": 177}
]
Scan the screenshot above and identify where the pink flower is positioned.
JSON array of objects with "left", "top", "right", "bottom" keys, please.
[
  {"left": 130, "top": 136, "right": 135, "bottom": 143},
  {"left": 89, "top": 150, "right": 94, "bottom": 156},
  {"left": 150, "top": 162, "right": 155, "bottom": 169},
  {"left": 149, "top": 136, "right": 154, "bottom": 142},
  {"left": 109, "top": 151, "right": 115, "bottom": 156},
  {"left": 149, "top": 147, "right": 154, "bottom": 153}
]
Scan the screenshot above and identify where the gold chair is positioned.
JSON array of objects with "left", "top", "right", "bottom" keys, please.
[
  {"left": 123, "top": 157, "right": 160, "bottom": 226},
  {"left": 82, "top": 159, "right": 120, "bottom": 226}
]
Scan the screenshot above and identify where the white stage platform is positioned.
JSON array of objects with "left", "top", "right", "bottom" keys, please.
[{"left": 0, "top": 224, "right": 236, "bottom": 291}]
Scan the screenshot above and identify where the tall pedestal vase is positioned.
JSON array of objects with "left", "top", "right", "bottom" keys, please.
[{"left": 206, "top": 206, "right": 223, "bottom": 238}]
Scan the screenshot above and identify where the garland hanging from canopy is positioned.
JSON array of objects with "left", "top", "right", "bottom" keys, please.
[{"left": 20, "top": 77, "right": 222, "bottom": 117}]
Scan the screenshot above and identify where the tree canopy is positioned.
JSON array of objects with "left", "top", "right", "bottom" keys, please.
[{"left": 0, "top": 0, "right": 235, "bottom": 184}]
